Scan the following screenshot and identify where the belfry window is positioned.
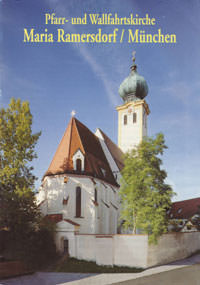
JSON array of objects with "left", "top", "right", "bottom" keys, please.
[
  {"left": 76, "top": 186, "right": 81, "bottom": 217},
  {"left": 124, "top": 115, "right": 127, "bottom": 125},
  {"left": 76, "top": 159, "right": 82, "bottom": 172},
  {"left": 133, "top": 112, "right": 137, "bottom": 123}
]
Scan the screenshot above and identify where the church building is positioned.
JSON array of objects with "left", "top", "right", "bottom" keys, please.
[{"left": 37, "top": 54, "right": 150, "bottom": 253}]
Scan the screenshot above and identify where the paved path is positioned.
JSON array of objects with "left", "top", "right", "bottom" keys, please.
[
  {"left": 0, "top": 272, "right": 97, "bottom": 285},
  {"left": 61, "top": 254, "right": 200, "bottom": 285},
  {"left": 0, "top": 254, "right": 200, "bottom": 285}
]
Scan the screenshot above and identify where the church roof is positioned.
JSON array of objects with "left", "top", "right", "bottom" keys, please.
[
  {"left": 46, "top": 214, "right": 80, "bottom": 226},
  {"left": 44, "top": 117, "right": 118, "bottom": 186},
  {"left": 169, "top": 197, "right": 200, "bottom": 219},
  {"left": 97, "top": 129, "right": 124, "bottom": 171}
]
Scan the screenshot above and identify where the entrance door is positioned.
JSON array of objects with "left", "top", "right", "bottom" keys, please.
[{"left": 63, "top": 239, "right": 69, "bottom": 255}]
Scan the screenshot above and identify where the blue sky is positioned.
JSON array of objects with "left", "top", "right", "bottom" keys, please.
[{"left": 1, "top": 0, "right": 200, "bottom": 201}]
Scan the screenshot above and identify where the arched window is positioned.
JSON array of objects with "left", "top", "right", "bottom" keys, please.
[
  {"left": 76, "top": 186, "right": 81, "bottom": 217},
  {"left": 133, "top": 112, "right": 137, "bottom": 123},
  {"left": 124, "top": 115, "right": 127, "bottom": 125},
  {"left": 76, "top": 159, "right": 82, "bottom": 172},
  {"left": 94, "top": 188, "right": 97, "bottom": 203}
]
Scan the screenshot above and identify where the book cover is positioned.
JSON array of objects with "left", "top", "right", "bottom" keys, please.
[{"left": 1, "top": 0, "right": 200, "bottom": 281}]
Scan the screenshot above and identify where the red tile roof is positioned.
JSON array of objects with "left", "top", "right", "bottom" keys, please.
[
  {"left": 97, "top": 129, "right": 124, "bottom": 171},
  {"left": 64, "top": 219, "right": 80, "bottom": 226},
  {"left": 44, "top": 117, "right": 118, "bottom": 186},
  {"left": 169, "top": 197, "right": 200, "bottom": 219},
  {"left": 46, "top": 214, "right": 80, "bottom": 226},
  {"left": 46, "top": 214, "right": 63, "bottom": 223}
]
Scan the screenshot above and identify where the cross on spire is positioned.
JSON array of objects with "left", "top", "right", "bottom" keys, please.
[{"left": 71, "top": 110, "right": 76, "bottom": 117}]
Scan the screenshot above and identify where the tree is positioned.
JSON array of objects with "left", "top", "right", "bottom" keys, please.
[
  {"left": 119, "top": 133, "right": 175, "bottom": 244},
  {"left": 0, "top": 98, "right": 57, "bottom": 267},
  {"left": 0, "top": 98, "right": 41, "bottom": 236}
]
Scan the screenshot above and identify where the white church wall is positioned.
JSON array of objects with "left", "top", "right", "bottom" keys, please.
[
  {"left": 39, "top": 200, "right": 48, "bottom": 216},
  {"left": 39, "top": 174, "right": 119, "bottom": 235},
  {"left": 117, "top": 101, "right": 149, "bottom": 153},
  {"left": 45, "top": 176, "right": 65, "bottom": 214},
  {"left": 120, "top": 107, "right": 141, "bottom": 152},
  {"left": 55, "top": 231, "right": 76, "bottom": 257},
  {"left": 36, "top": 186, "right": 45, "bottom": 204},
  {"left": 55, "top": 221, "right": 77, "bottom": 256}
]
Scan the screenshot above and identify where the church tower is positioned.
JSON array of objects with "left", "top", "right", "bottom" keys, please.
[{"left": 116, "top": 53, "right": 150, "bottom": 153}]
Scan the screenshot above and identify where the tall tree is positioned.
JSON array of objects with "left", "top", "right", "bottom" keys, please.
[
  {"left": 0, "top": 98, "right": 41, "bottom": 236},
  {"left": 119, "top": 133, "right": 175, "bottom": 244}
]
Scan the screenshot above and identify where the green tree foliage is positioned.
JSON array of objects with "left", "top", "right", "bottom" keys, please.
[
  {"left": 0, "top": 98, "right": 57, "bottom": 267},
  {"left": 119, "top": 133, "right": 175, "bottom": 244},
  {"left": 0, "top": 98, "right": 41, "bottom": 235}
]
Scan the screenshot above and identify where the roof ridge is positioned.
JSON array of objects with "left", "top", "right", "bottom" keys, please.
[
  {"left": 46, "top": 117, "right": 73, "bottom": 175},
  {"left": 173, "top": 197, "right": 200, "bottom": 204},
  {"left": 72, "top": 117, "right": 86, "bottom": 155}
]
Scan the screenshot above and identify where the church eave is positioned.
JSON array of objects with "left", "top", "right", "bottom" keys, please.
[{"left": 43, "top": 170, "right": 120, "bottom": 188}]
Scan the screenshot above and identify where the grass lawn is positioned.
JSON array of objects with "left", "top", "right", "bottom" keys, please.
[{"left": 55, "top": 257, "right": 144, "bottom": 273}]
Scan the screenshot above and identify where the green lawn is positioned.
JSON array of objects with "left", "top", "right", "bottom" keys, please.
[{"left": 55, "top": 257, "right": 144, "bottom": 273}]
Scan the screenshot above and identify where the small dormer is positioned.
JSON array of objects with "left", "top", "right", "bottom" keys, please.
[{"left": 72, "top": 149, "right": 85, "bottom": 172}]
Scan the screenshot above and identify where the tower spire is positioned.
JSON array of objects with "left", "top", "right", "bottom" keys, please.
[
  {"left": 131, "top": 50, "right": 137, "bottom": 71},
  {"left": 117, "top": 53, "right": 150, "bottom": 152}
]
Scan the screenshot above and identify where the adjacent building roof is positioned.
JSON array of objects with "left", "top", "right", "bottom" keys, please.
[
  {"left": 169, "top": 197, "right": 200, "bottom": 219},
  {"left": 44, "top": 117, "right": 118, "bottom": 186},
  {"left": 97, "top": 128, "right": 124, "bottom": 171}
]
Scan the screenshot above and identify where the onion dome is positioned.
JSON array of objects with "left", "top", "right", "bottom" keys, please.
[{"left": 119, "top": 52, "right": 148, "bottom": 103}]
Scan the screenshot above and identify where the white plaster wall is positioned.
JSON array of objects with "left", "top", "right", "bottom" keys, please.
[
  {"left": 148, "top": 231, "right": 200, "bottom": 267},
  {"left": 73, "top": 232, "right": 200, "bottom": 269},
  {"left": 55, "top": 220, "right": 77, "bottom": 256},
  {"left": 119, "top": 104, "right": 148, "bottom": 153},
  {"left": 76, "top": 235, "right": 96, "bottom": 261},
  {"left": 120, "top": 107, "right": 141, "bottom": 152},
  {"left": 39, "top": 200, "right": 48, "bottom": 216},
  {"left": 36, "top": 186, "right": 45, "bottom": 204},
  {"left": 38, "top": 175, "right": 119, "bottom": 235},
  {"left": 95, "top": 237, "right": 113, "bottom": 266},
  {"left": 72, "top": 149, "right": 85, "bottom": 171},
  {"left": 114, "top": 235, "right": 148, "bottom": 268}
]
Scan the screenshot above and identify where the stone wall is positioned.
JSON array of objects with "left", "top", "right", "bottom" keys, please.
[
  {"left": 70, "top": 231, "right": 200, "bottom": 268},
  {"left": 148, "top": 231, "right": 200, "bottom": 267}
]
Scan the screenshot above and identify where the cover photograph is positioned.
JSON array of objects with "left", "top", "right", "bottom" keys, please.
[{"left": 0, "top": 0, "right": 200, "bottom": 282}]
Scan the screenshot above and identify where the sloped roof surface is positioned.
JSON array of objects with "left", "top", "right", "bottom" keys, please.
[
  {"left": 97, "top": 129, "right": 124, "bottom": 171},
  {"left": 169, "top": 197, "right": 200, "bottom": 219},
  {"left": 46, "top": 214, "right": 80, "bottom": 226},
  {"left": 45, "top": 117, "right": 118, "bottom": 186}
]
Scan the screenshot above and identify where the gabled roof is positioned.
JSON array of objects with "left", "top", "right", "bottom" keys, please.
[
  {"left": 44, "top": 117, "right": 118, "bottom": 186},
  {"left": 46, "top": 214, "right": 63, "bottom": 223},
  {"left": 169, "top": 197, "right": 200, "bottom": 219},
  {"left": 97, "top": 129, "right": 124, "bottom": 171},
  {"left": 46, "top": 214, "right": 80, "bottom": 226}
]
